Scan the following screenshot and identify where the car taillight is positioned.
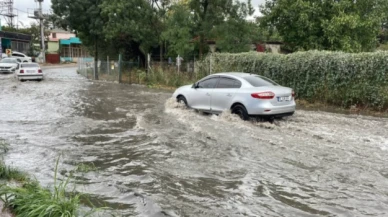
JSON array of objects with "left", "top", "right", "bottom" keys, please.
[
  {"left": 251, "top": 92, "right": 275, "bottom": 99},
  {"left": 20, "top": 70, "right": 24, "bottom": 73},
  {"left": 38, "top": 69, "right": 42, "bottom": 73},
  {"left": 292, "top": 90, "right": 295, "bottom": 97}
]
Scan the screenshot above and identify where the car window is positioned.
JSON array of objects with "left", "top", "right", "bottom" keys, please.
[
  {"left": 243, "top": 75, "right": 279, "bottom": 87},
  {"left": 198, "top": 77, "right": 219, "bottom": 89},
  {"left": 21, "top": 64, "right": 39, "bottom": 68},
  {"left": 216, "top": 77, "right": 241, "bottom": 88},
  {"left": 12, "top": 53, "right": 24, "bottom": 57}
]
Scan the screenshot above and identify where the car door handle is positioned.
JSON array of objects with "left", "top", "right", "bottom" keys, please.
[
  {"left": 226, "top": 94, "right": 232, "bottom": 97},
  {"left": 206, "top": 93, "right": 211, "bottom": 96}
]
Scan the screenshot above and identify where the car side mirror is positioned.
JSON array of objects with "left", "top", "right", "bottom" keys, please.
[{"left": 192, "top": 83, "right": 198, "bottom": 89}]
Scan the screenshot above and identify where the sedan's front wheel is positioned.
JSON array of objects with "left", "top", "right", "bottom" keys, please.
[
  {"left": 231, "top": 104, "right": 249, "bottom": 121},
  {"left": 177, "top": 96, "right": 188, "bottom": 108}
]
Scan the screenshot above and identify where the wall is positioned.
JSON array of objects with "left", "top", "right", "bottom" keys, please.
[
  {"left": 47, "top": 41, "right": 59, "bottom": 53},
  {"left": 49, "top": 32, "right": 76, "bottom": 42},
  {"left": 265, "top": 44, "right": 281, "bottom": 54},
  {"left": 46, "top": 54, "right": 60, "bottom": 64}
]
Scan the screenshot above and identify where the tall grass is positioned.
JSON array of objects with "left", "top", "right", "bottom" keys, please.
[
  {"left": 0, "top": 157, "right": 83, "bottom": 217},
  {"left": 0, "top": 163, "right": 28, "bottom": 182},
  {"left": 0, "top": 151, "right": 99, "bottom": 217},
  {"left": 121, "top": 66, "right": 200, "bottom": 88}
]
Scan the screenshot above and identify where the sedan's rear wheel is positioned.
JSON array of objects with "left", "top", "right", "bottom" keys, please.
[
  {"left": 177, "top": 96, "right": 188, "bottom": 108},
  {"left": 232, "top": 104, "right": 249, "bottom": 121}
]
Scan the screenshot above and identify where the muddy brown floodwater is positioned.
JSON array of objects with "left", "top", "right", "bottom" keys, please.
[{"left": 0, "top": 67, "right": 388, "bottom": 217}]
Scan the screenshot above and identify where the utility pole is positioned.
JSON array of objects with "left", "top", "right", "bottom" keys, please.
[
  {"left": 29, "top": 0, "right": 46, "bottom": 63},
  {"left": 0, "top": 0, "right": 16, "bottom": 28},
  {"left": 38, "top": 0, "right": 45, "bottom": 63}
]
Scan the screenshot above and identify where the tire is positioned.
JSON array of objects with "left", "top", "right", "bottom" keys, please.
[
  {"left": 177, "top": 96, "right": 188, "bottom": 108},
  {"left": 231, "top": 104, "right": 249, "bottom": 121}
]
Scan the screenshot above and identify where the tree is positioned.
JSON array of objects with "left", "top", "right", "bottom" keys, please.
[
  {"left": 100, "top": 0, "right": 160, "bottom": 57},
  {"left": 163, "top": 0, "right": 254, "bottom": 57},
  {"left": 260, "top": 0, "right": 388, "bottom": 52},
  {"left": 161, "top": 3, "right": 195, "bottom": 57},
  {"left": 213, "top": 1, "right": 255, "bottom": 53},
  {"left": 52, "top": 0, "right": 105, "bottom": 79}
]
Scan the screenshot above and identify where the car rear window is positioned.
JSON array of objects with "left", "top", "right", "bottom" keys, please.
[
  {"left": 243, "top": 75, "right": 279, "bottom": 87},
  {"left": 21, "top": 64, "right": 39, "bottom": 68}
]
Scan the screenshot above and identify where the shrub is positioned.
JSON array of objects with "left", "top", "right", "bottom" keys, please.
[{"left": 197, "top": 51, "right": 388, "bottom": 109}]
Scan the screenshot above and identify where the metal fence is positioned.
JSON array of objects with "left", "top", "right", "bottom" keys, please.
[
  {"left": 77, "top": 54, "right": 199, "bottom": 84},
  {"left": 77, "top": 57, "right": 141, "bottom": 83}
]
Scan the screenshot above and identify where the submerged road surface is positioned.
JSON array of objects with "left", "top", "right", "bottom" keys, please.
[{"left": 0, "top": 67, "right": 388, "bottom": 217}]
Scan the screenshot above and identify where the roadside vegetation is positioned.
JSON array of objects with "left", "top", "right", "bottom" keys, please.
[
  {"left": 0, "top": 140, "right": 99, "bottom": 217},
  {"left": 197, "top": 51, "right": 388, "bottom": 111}
]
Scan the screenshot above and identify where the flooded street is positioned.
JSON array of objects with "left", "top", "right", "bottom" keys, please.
[{"left": 1, "top": 67, "right": 388, "bottom": 217}]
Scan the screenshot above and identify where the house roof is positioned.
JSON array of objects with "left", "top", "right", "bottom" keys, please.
[
  {"left": 0, "top": 31, "right": 31, "bottom": 42},
  {"left": 50, "top": 28, "right": 73, "bottom": 34}
]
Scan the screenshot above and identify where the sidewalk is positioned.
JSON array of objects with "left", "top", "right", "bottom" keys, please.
[{"left": 40, "top": 63, "right": 78, "bottom": 69}]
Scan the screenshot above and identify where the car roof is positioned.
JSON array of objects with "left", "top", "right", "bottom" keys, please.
[{"left": 212, "top": 72, "right": 258, "bottom": 78}]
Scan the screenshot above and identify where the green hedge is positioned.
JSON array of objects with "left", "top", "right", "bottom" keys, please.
[{"left": 197, "top": 51, "right": 388, "bottom": 109}]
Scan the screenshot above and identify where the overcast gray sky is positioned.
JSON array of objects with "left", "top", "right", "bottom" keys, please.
[{"left": 3, "top": 0, "right": 265, "bottom": 28}]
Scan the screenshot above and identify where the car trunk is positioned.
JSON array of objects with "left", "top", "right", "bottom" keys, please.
[{"left": 249, "top": 86, "right": 294, "bottom": 106}]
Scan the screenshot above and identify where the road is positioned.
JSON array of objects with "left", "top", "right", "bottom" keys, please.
[{"left": 0, "top": 67, "right": 388, "bottom": 217}]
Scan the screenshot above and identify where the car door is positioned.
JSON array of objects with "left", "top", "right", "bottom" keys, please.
[
  {"left": 189, "top": 77, "right": 219, "bottom": 111},
  {"left": 211, "top": 77, "right": 242, "bottom": 113}
]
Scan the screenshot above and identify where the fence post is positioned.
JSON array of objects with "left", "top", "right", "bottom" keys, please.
[
  {"left": 177, "top": 54, "right": 180, "bottom": 75},
  {"left": 209, "top": 53, "right": 212, "bottom": 75},
  {"left": 107, "top": 56, "right": 110, "bottom": 75},
  {"left": 118, "top": 53, "right": 122, "bottom": 83},
  {"left": 129, "top": 60, "right": 132, "bottom": 84}
]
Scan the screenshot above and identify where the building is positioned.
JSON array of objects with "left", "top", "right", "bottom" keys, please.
[
  {"left": 256, "top": 42, "right": 283, "bottom": 54},
  {"left": 47, "top": 29, "right": 75, "bottom": 54},
  {"left": 46, "top": 29, "right": 89, "bottom": 63},
  {"left": 0, "top": 31, "right": 32, "bottom": 54}
]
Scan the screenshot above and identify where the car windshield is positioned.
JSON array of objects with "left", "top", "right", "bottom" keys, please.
[
  {"left": 21, "top": 64, "right": 39, "bottom": 68},
  {"left": 243, "top": 75, "right": 279, "bottom": 87},
  {"left": 1, "top": 59, "right": 17, "bottom": 63}
]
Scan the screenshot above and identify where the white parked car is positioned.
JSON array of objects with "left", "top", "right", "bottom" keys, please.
[
  {"left": 2, "top": 51, "right": 32, "bottom": 63},
  {"left": 15, "top": 63, "right": 43, "bottom": 81},
  {"left": 172, "top": 72, "right": 296, "bottom": 120},
  {"left": 0, "top": 58, "right": 19, "bottom": 74}
]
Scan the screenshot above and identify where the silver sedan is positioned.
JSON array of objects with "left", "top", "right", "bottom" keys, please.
[{"left": 172, "top": 72, "right": 296, "bottom": 120}]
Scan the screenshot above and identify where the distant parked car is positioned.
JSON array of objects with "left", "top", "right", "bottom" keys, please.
[
  {"left": 2, "top": 51, "right": 32, "bottom": 63},
  {"left": 172, "top": 72, "right": 296, "bottom": 120},
  {"left": 0, "top": 58, "right": 19, "bottom": 74},
  {"left": 14, "top": 63, "right": 43, "bottom": 81}
]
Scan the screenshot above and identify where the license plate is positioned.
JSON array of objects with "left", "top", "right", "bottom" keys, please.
[
  {"left": 27, "top": 70, "right": 35, "bottom": 73},
  {"left": 277, "top": 96, "right": 291, "bottom": 102}
]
